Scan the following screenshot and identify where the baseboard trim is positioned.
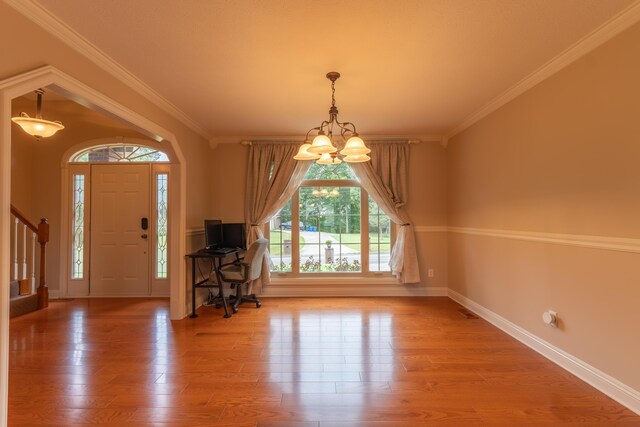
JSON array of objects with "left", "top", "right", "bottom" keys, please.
[
  {"left": 262, "top": 284, "right": 448, "bottom": 297},
  {"left": 48, "top": 290, "right": 60, "bottom": 300},
  {"left": 448, "top": 289, "right": 640, "bottom": 415}
]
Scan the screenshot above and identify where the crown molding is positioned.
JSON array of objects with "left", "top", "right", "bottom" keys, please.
[
  {"left": 446, "top": 0, "right": 640, "bottom": 141},
  {"left": 4, "top": 0, "right": 210, "bottom": 140}
]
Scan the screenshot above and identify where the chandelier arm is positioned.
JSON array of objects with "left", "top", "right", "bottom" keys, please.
[
  {"left": 319, "top": 119, "right": 333, "bottom": 134},
  {"left": 336, "top": 120, "right": 358, "bottom": 136},
  {"left": 305, "top": 126, "right": 322, "bottom": 140}
]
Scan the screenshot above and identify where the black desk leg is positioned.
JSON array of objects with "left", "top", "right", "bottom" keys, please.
[
  {"left": 189, "top": 257, "right": 198, "bottom": 318},
  {"left": 214, "top": 259, "right": 232, "bottom": 318}
]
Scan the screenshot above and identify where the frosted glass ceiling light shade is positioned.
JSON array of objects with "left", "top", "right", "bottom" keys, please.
[
  {"left": 293, "top": 142, "right": 321, "bottom": 160},
  {"left": 11, "top": 89, "right": 64, "bottom": 139},
  {"left": 295, "top": 72, "right": 370, "bottom": 164},
  {"left": 343, "top": 153, "right": 371, "bottom": 163},
  {"left": 340, "top": 134, "right": 370, "bottom": 155},
  {"left": 317, "top": 152, "right": 342, "bottom": 165},
  {"left": 307, "top": 132, "right": 336, "bottom": 154},
  {"left": 11, "top": 114, "right": 64, "bottom": 138}
]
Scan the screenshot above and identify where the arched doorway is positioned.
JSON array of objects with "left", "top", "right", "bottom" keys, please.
[
  {"left": 0, "top": 66, "right": 188, "bottom": 424},
  {"left": 61, "top": 139, "right": 172, "bottom": 298}
]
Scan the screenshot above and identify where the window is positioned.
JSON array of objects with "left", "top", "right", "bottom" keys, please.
[
  {"left": 71, "top": 174, "right": 85, "bottom": 279},
  {"left": 269, "top": 163, "right": 393, "bottom": 275},
  {"left": 71, "top": 144, "right": 169, "bottom": 162},
  {"left": 156, "top": 173, "right": 168, "bottom": 279}
]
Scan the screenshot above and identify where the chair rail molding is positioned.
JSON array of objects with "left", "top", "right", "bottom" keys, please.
[{"left": 448, "top": 226, "right": 640, "bottom": 254}]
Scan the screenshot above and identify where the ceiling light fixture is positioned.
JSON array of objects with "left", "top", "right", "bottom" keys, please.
[
  {"left": 11, "top": 89, "right": 64, "bottom": 139},
  {"left": 294, "top": 72, "right": 371, "bottom": 164}
]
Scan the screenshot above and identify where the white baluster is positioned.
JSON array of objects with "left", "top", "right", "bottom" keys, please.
[
  {"left": 30, "top": 230, "right": 36, "bottom": 293},
  {"left": 21, "top": 223, "right": 27, "bottom": 281},
  {"left": 13, "top": 216, "right": 18, "bottom": 281}
]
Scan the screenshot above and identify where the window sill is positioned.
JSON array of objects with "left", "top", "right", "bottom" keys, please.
[{"left": 269, "top": 274, "right": 396, "bottom": 286}]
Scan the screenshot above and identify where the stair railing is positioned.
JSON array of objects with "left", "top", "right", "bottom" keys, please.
[{"left": 10, "top": 205, "right": 49, "bottom": 309}]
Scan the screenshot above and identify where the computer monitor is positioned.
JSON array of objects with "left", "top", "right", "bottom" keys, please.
[
  {"left": 222, "top": 223, "right": 247, "bottom": 249},
  {"left": 204, "top": 219, "right": 223, "bottom": 249}
]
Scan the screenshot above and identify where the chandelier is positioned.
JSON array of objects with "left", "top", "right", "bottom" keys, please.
[
  {"left": 294, "top": 72, "right": 371, "bottom": 164},
  {"left": 11, "top": 89, "right": 64, "bottom": 139}
]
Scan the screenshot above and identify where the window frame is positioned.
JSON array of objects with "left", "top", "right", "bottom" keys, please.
[{"left": 268, "top": 178, "right": 395, "bottom": 279}]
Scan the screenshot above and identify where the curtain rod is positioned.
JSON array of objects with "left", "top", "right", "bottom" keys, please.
[{"left": 240, "top": 139, "right": 423, "bottom": 146}]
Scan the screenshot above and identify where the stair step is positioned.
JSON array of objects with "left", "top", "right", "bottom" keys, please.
[
  {"left": 10, "top": 281, "right": 19, "bottom": 298},
  {"left": 10, "top": 294, "right": 39, "bottom": 318}
]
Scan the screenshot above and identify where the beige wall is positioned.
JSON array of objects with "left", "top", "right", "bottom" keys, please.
[
  {"left": 9, "top": 128, "right": 35, "bottom": 216},
  {"left": 211, "top": 143, "right": 249, "bottom": 222},
  {"left": 447, "top": 21, "right": 640, "bottom": 390},
  {"left": 10, "top": 98, "right": 154, "bottom": 293},
  {"left": 212, "top": 140, "right": 448, "bottom": 289},
  {"left": 2, "top": 2, "right": 213, "bottom": 291}
]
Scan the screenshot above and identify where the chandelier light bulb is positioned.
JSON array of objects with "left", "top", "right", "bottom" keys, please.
[{"left": 317, "top": 152, "right": 342, "bottom": 165}]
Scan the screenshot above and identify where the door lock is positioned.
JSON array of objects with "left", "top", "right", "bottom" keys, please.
[{"left": 141, "top": 234, "right": 148, "bottom": 239}]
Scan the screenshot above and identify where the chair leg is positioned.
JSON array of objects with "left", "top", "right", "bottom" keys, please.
[{"left": 231, "top": 282, "right": 262, "bottom": 310}]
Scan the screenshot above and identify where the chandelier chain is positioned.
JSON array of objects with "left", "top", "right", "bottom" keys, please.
[{"left": 331, "top": 80, "right": 336, "bottom": 108}]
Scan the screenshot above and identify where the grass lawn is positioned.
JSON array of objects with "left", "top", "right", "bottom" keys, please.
[{"left": 327, "top": 232, "right": 391, "bottom": 252}]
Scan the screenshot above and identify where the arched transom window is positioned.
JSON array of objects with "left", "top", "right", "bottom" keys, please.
[{"left": 71, "top": 144, "right": 169, "bottom": 163}]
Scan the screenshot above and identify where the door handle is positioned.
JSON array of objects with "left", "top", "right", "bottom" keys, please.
[
  {"left": 141, "top": 234, "right": 148, "bottom": 239},
  {"left": 141, "top": 217, "right": 149, "bottom": 230}
]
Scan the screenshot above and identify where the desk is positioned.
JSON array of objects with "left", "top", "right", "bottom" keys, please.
[{"left": 186, "top": 249, "right": 240, "bottom": 318}]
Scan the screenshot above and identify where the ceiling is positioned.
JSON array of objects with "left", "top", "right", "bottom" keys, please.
[
  {"left": 13, "top": 0, "right": 640, "bottom": 142},
  {"left": 12, "top": 92, "right": 151, "bottom": 139}
]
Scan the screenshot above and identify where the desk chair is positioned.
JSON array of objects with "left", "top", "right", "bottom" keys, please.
[{"left": 216, "top": 238, "right": 268, "bottom": 313}]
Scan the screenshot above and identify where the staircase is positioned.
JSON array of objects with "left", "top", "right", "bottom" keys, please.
[
  {"left": 9, "top": 205, "right": 49, "bottom": 318},
  {"left": 10, "top": 280, "right": 38, "bottom": 318}
]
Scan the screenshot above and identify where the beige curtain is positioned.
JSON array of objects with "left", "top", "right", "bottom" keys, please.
[
  {"left": 244, "top": 142, "right": 312, "bottom": 291},
  {"left": 349, "top": 141, "right": 421, "bottom": 283}
]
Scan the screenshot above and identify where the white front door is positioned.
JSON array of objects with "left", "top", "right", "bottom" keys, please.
[{"left": 90, "top": 164, "right": 150, "bottom": 296}]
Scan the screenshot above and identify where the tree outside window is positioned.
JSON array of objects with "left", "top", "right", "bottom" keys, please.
[{"left": 269, "top": 163, "right": 392, "bottom": 275}]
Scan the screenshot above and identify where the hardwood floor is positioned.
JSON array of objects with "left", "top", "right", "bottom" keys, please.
[{"left": 8, "top": 297, "right": 639, "bottom": 426}]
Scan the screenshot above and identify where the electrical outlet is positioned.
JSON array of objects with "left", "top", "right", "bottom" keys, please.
[{"left": 428, "top": 268, "right": 434, "bottom": 278}]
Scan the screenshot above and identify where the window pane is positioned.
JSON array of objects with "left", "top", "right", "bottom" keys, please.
[
  {"left": 368, "top": 195, "right": 391, "bottom": 272},
  {"left": 71, "top": 144, "right": 169, "bottom": 162},
  {"left": 71, "top": 174, "right": 85, "bottom": 279},
  {"left": 299, "top": 187, "right": 361, "bottom": 272},
  {"left": 303, "top": 162, "right": 356, "bottom": 180},
  {"left": 156, "top": 173, "right": 168, "bottom": 279},
  {"left": 269, "top": 200, "right": 292, "bottom": 272}
]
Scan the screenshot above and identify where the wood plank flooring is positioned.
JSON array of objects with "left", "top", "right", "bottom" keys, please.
[{"left": 8, "top": 297, "right": 639, "bottom": 426}]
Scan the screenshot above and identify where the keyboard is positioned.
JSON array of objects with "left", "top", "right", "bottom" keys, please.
[{"left": 200, "top": 247, "right": 236, "bottom": 255}]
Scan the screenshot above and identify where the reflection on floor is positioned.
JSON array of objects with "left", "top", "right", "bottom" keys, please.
[{"left": 8, "top": 297, "right": 638, "bottom": 426}]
